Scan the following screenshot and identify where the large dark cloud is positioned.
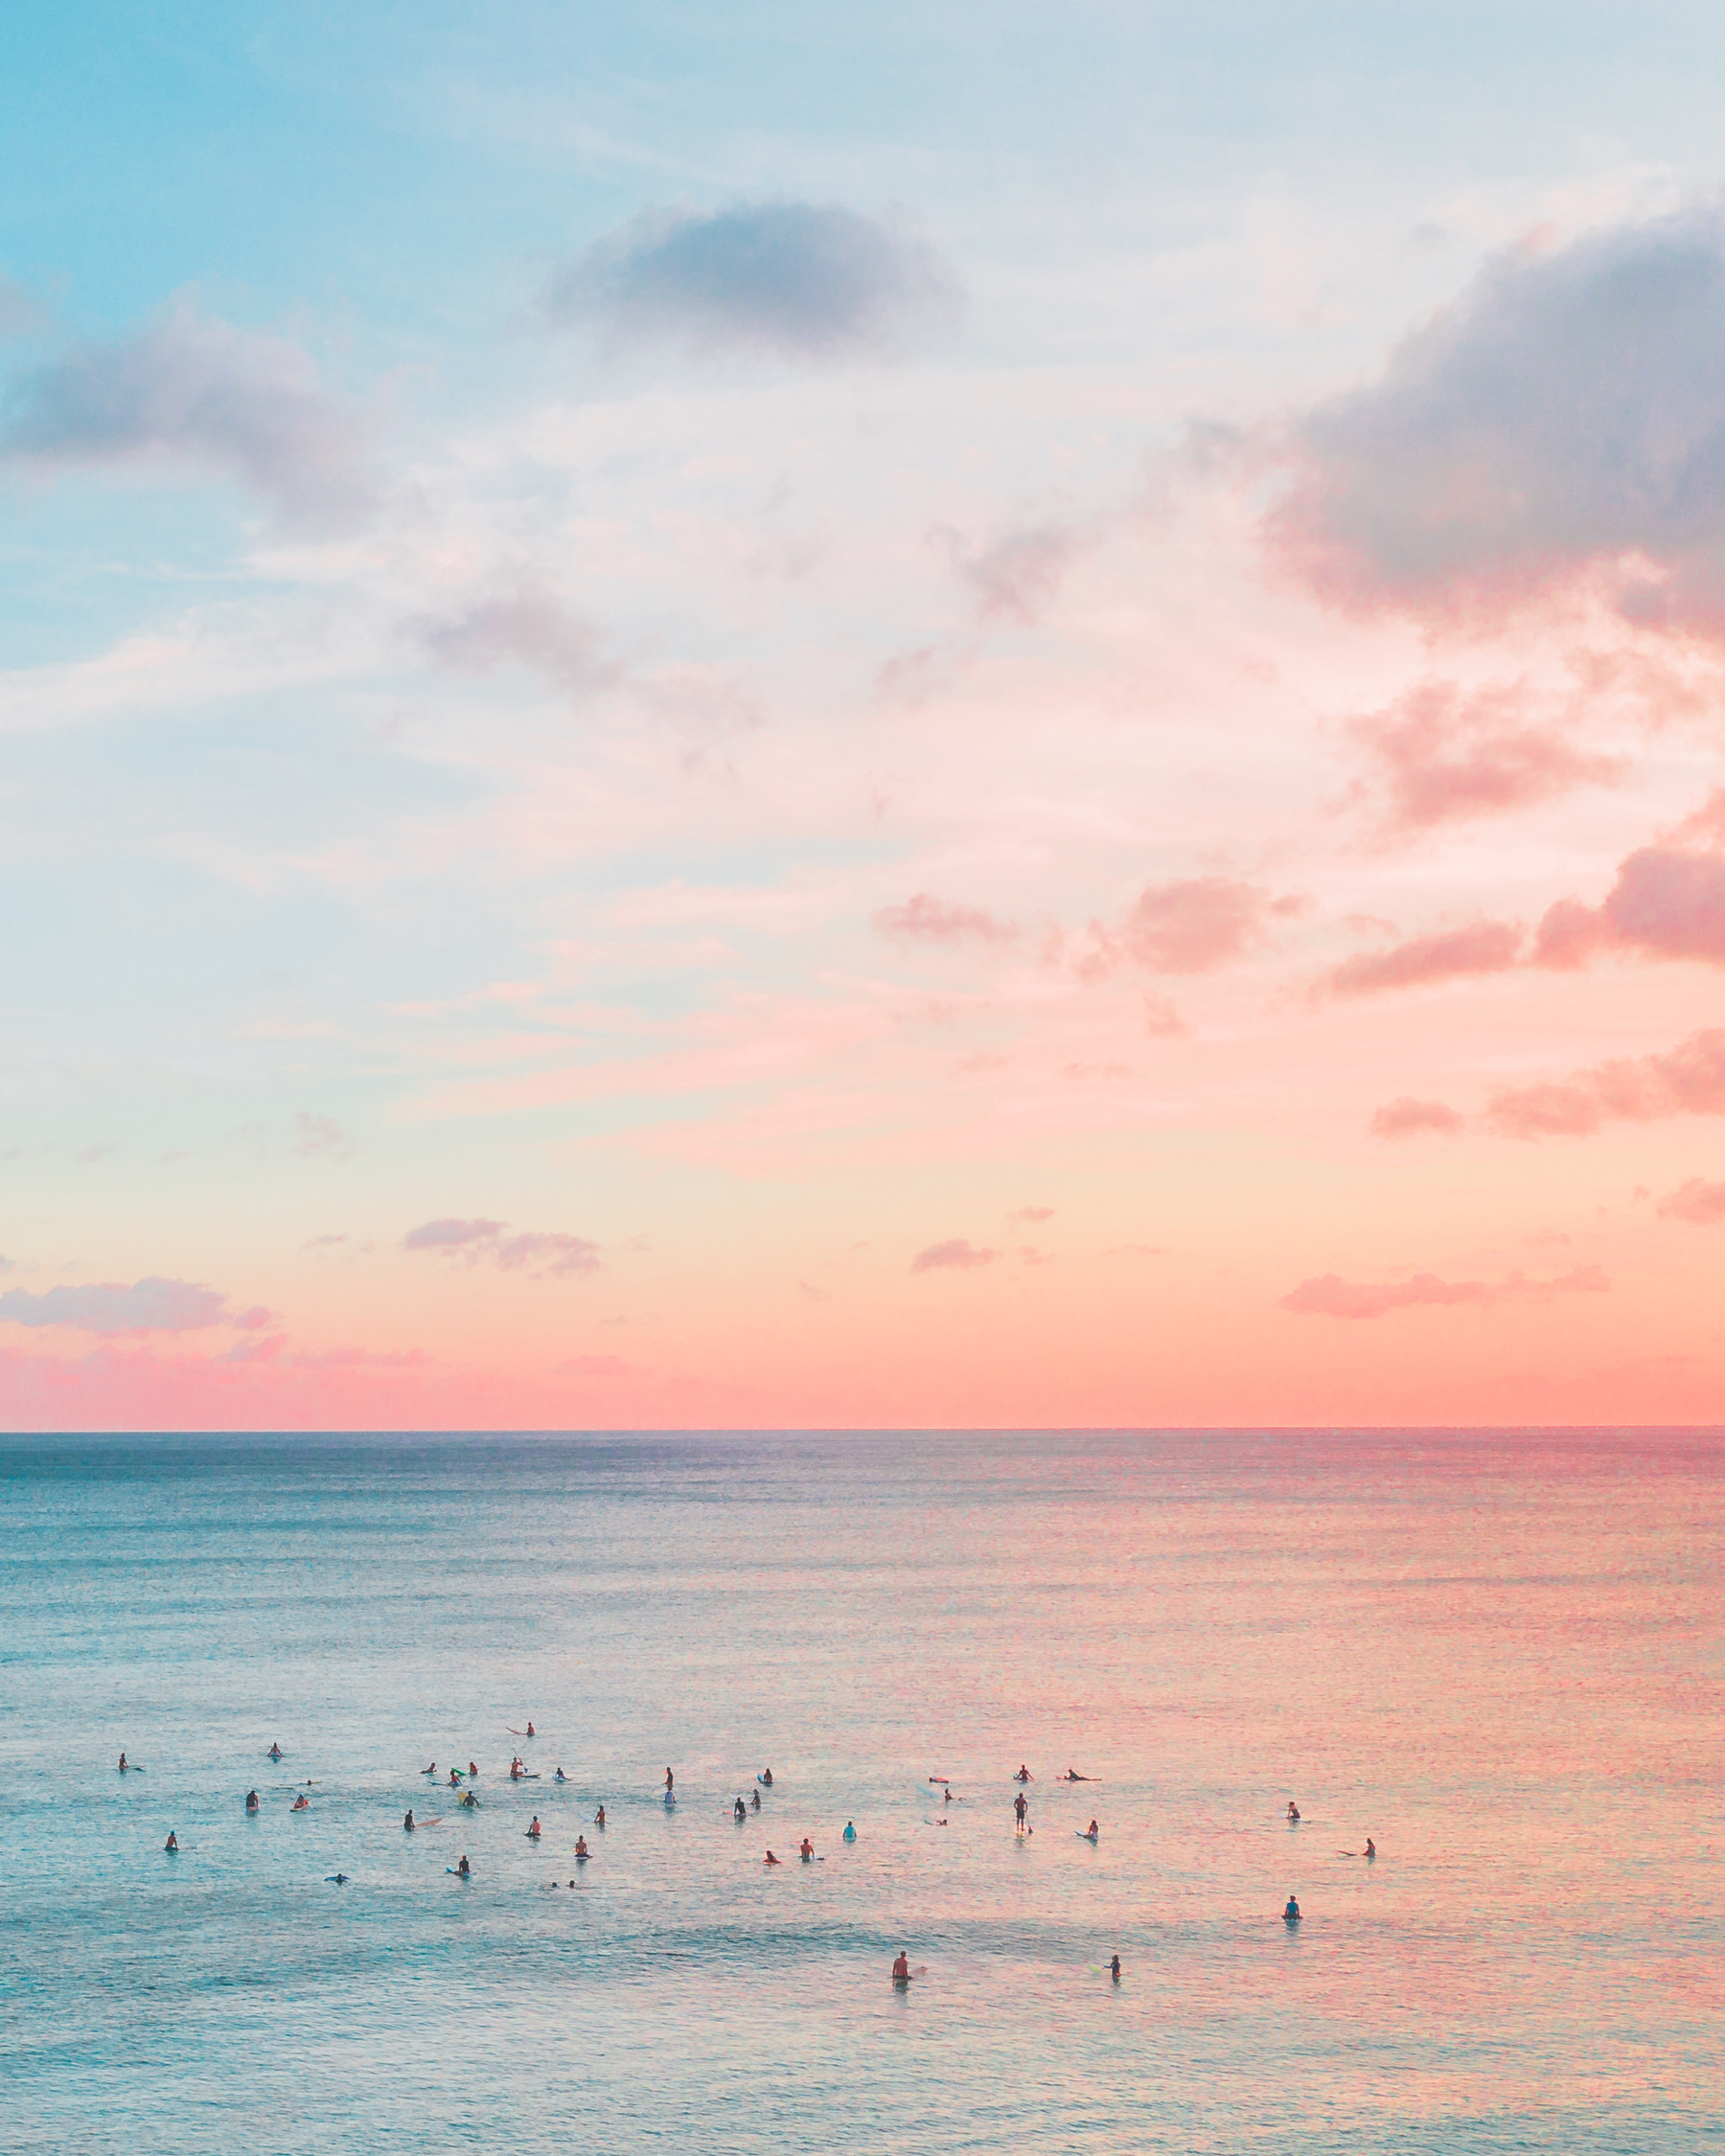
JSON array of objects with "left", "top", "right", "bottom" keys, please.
[
  {"left": 0, "top": 306, "right": 372, "bottom": 530},
  {"left": 543, "top": 202, "right": 958, "bottom": 359},
  {"left": 1273, "top": 204, "right": 1725, "bottom": 632}
]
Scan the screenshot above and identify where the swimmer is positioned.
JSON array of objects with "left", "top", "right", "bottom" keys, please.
[
  {"left": 799, "top": 1838, "right": 815, "bottom": 1862},
  {"left": 734, "top": 1798, "right": 748, "bottom": 1823},
  {"left": 1081, "top": 1820, "right": 1099, "bottom": 1843},
  {"left": 760, "top": 1768, "right": 773, "bottom": 1788},
  {"left": 456, "top": 1854, "right": 471, "bottom": 1878},
  {"left": 892, "top": 1951, "right": 911, "bottom": 1983},
  {"left": 1284, "top": 1895, "right": 1300, "bottom": 1923},
  {"left": 1014, "top": 1793, "right": 1029, "bottom": 1828},
  {"left": 594, "top": 1805, "right": 606, "bottom": 1828},
  {"left": 764, "top": 1849, "right": 782, "bottom": 1867},
  {"left": 245, "top": 1790, "right": 260, "bottom": 1812},
  {"left": 1110, "top": 1954, "right": 1121, "bottom": 1983},
  {"left": 526, "top": 1817, "right": 541, "bottom": 1839},
  {"left": 291, "top": 1795, "right": 310, "bottom": 1812},
  {"left": 164, "top": 1831, "right": 178, "bottom": 1852},
  {"left": 574, "top": 1836, "right": 589, "bottom": 1862},
  {"left": 750, "top": 1788, "right": 760, "bottom": 1811},
  {"left": 267, "top": 1744, "right": 284, "bottom": 1761},
  {"left": 403, "top": 1809, "right": 415, "bottom": 1831},
  {"left": 1013, "top": 1765, "right": 1032, "bottom": 1782},
  {"left": 842, "top": 1821, "right": 856, "bottom": 1842}
]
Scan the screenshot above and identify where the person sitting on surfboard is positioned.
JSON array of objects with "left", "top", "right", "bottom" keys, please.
[
  {"left": 456, "top": 1854, "right": 471, "bottom": 1877},
  {"left": 164, "top": 1831, "right": 178, "bottom": 1851},
  {"left": 525, "top": 1722, "right": 535, "bottom": 1738},
  {"left": 245, "top": 1790, "right": 260, "bottom": 1812},
  {"left": 1287, "top": 1801, "right": 1300, "bottom": 1822},
  {"left": 402, "top": 1809, "right": 415, "bottom": 1831},
  {"left": 468, "top": 1763, "right": 477, "bottom": 1778},
  {"left": 574, "top": 1837, "right": 589, "bottom": 1861},
  {"left": 1365, "top": 1838, "right": 1375, "bottom": 1858},
  {"left": 554, "top": 1768, "right": 566, "bottom": 1782},
  {"left": 1014, "top": 1765, "right": 1032, "bottom": 1782},
  {"left": 1083, "top": 1820, "right": 1099, "bottom": 1842},
  {"left": 1284, "top": 1895, "right": 1300, "bottom": 1921},
  {"left": 843, "top": 1821, "right": 856, "bottom": 1842},
  {"left": 594, "top": 1805, "right": 606, "bottom": 1828},
  {"left": 449, "top": 1769, "right": 461, "bottom": 1787},
  {"left": 892, "top": 1952, "right": 910, "bottom": 1982},
  {"left": 759, "top": 1768, "right": 772, "bottom": 1787},
  {"left": 763, "top": 1849, "right": 781, "bottom": 1866},
  {"left": 268, "top": 1744, "right": 283, "bottom": 1761},
  {"left": 799, "top": 1838, "right": 815, "bottom": 1862},
  {"left": 291, "top": 1795, "right": 310, "bottom": 1811},
  {"left": 525, "top": 1817, "right": 541, "bottom": 1839}
]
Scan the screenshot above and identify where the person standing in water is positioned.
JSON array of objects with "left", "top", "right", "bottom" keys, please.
[
  {"left": 1014, "top": 1792, "right": 1028, "bottom": 1829},
  {"left": 664, "top": 1768, "right": 675, "bottom": 1795},
  {"left": 1110, "top": 1954, "right": 1121, "bottom": 1983},
  {"left": 594, "top": 1805, "right": 606, "bottom": 1828},
  {"left": 749, "top": 1787, "right": 760, "bottom": 1811},
  {"left": 734, "top": 1798, "right": 748, "bottom": 1823},
  {"left": 118, "top": 1754, "right": 129, "bottom": 1772},
  {"left": 799, "top": 1838, "right": 815, "bottom": 1862},
  {"left": 525, "top": 1722, "right": 535, "bottom": 1738},
  {"left": 163, "top": 1831, "right": 178, "bottom": 1852}
]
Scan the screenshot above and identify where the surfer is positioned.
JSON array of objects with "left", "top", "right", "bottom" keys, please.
[
  {"left": 1284, "top": 1895, "right": 1300, "bottom": 1923},
  {"left": 448, "top": 1769, "right": 461, "bottom": 1787},
  {"left": 526, "top": 1817, "right": 541, "bottom": 1839},
  {"left": 1110, "top": 1954, "right": 1121, "bottom": 1983},
  {"left": 267, "top": 1744, "right": 283, "bottom": 1761},
  {"left": 456, "top": 1854, "right": 471, "bottom": 1877},
  {"left": 164, "top": 1831, "right": 178, "bottom": 1851},
  {"left": 1013, "top": 1765, "right": 1032, "bottom": 1782},
  {"left": 664, "top": 1768, "right": 675, "bottom": 1795},
  {"left": 575, "top": 1836, "right": 589, "bottom": 1861},
  {"left": 734, "top": 1798, "right": 748, "bottom": 1823},
  {"left": 594, "top": 1805, "right": 606, "bottom": 1828},
  {"left": 1014, "top": 1792, "right": 1028, "bottom": 1828},
  {"left": 750, "top": 1788, "right": 760, "bottom": 1811},
  {"left": 1082, "top": 1819, "right": 1099, "bottom": 1842},
  {"left": 1365, "top": 1837, "right": 1376, "bottom": 1858},
  {"left": 1287, "top": 1801, "right": 1300, "bottom": 1822},
  {"left": 1061, "top": 1769, "right": 1091, "bottom": 1781},
  {"left": 245, "top": 1790, "right": 260, "bottom": 1813},
  {"left": 403, "top": 1809, "right": 415, "bottom": 1832},
  {"left": 291, "top": 1795, "right": 310, "bottom": 1811},
  {"left": 327, "top": 1873, "right": 351, "bottom": 1885},
  {"left": 422, "top": 1761, "right": 435, "bottom": 1777},
  {"left": 118, "top": 1753, "right": 129, "bottom": 1772},
  {"left": 554, "top": 1768, "right": 566, "bottom": 1783},
  {"left": 526, "top": 1722, "right": 535, "bottom": 1738},
  {"left": 458, "top": 1790, "right": 478, "bottom": 1808},
  {"left": 760, "top": 1768, "right": 773, "bottom": 1788},
  {"left": 892, "top": 1951, "right": 911, "bottom": 1983},
  {"left": 763, "top": 1849, "right": 781, "bottom": 1867},
  {"left": 843, "top": 1821, "right": 856, "bottom": 1842},
  {"left": 799, "top": 1838, "right": 815, "bottom": 1862}
]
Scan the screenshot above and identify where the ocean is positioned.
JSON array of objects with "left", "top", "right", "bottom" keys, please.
[{"left": 2, "top": 1428, "right": 1720, "bottom": 2152}]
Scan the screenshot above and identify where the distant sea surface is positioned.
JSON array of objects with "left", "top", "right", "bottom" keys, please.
[{"left": 3, "top": 1429, "right": 1721, "bottom": 2153}]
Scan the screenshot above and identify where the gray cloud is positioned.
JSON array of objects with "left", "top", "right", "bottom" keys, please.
[
  {"left": 0, "top": 1275, "right": 272, "bottom": 1335},
  {"left": 416, "top": 582, "right": 605, "bottom": 689},
  {"left": 0, "top": 306, "right": 373, "bottom": 531},
  {"left": 1273, "top": 203, "right": 1725, "bottom": 632},
  {"left": 950, "top": 525, "right": 1083, "bottom": 625},
  {"left": 544, "top": 201, "right": 959, "bottom": 359},
  {"left": 402, "top": 1217, "right": 600, "bottom": 1277}
]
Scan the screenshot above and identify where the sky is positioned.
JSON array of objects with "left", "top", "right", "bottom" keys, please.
[{"left": 8, "top": 2, "right": 1725, "bottom": 1429}]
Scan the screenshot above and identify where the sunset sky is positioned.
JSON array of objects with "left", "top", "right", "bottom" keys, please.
[{"left": 8, "top": 3, "right": 1725, "bottom": 1428}]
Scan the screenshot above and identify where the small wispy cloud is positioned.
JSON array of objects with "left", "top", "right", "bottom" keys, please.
[
  {"left": 402, "top": 1218, "right": 600, "bottom": 1277},
  {"left": 910, "top": 1238, "right": 997, "bottom": 1273},
  {"left": 875, "top": 893, "right": 1019, "bottom": 946},
  {"left": 1279, "top": 1266, "right": 1607, "bottom": 1319}
]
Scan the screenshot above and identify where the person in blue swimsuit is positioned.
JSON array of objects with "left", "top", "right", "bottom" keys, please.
[
  {"left": 1284, "top": 1895, "right": 1300, "bottom": 1922},
  {"left": 842, "top": 1821, "right": 856, "bottom": 1842}
]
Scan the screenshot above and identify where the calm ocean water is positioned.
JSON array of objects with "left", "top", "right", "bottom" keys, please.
[{"left": 2, "top": 1429, "right": 1720, "bottom": 2153}]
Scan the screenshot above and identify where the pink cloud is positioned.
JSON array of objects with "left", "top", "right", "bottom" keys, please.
[
  {"left": 1080, "top": 877, "right": 1282, "bottom": 979},
  {"left": 951, "top": 524, "right": 1082, "bottom": 625},
  {"left": 1536, "top": 844, "right": 1725, "bottom": 969},
  {"left": 1656, "top": 1177, "right": 1725, "bottom": 1224},
  {"left": 0, "top": 1275, "right": 266, "bottom": 1336},
  {"left": 1280, "top": 1266, "right": 1608, "bottom": 1319},
  {"left": 1369, "top": 1096, "right": 1466, "bottom": 1138},
  {"left": 1346, "top": 681, "right": 1620, "bottom": 830},
  {"left": 910, "top": 1238, "right": 997, "bottom": 1273},
  {"left": 874, "top": 893, "right": 1019, "bottom": 945},
  {"left": 1327, "top": 919, "right": 1522, "bottom": 998},
  {"left": 1011, "top": 1205, "right": 1055, "bottom": 1223},
  {"left": 1485, "top": 1026, "right": 1725, "bottom": 1137}
]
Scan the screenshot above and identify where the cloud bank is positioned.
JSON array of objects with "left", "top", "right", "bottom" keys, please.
[
  {"left": 544, "top": 201, "right": 958, "bottom": 358},
  {"left": 1280, "top": 1266, "right": 1607, "bottom": 1319},
  {"left": 0, "top": 1275, "right": 272, "bottom": 1335},
  {"left": 910, "top": 1238, "right": 997, "bottom": 1273}
]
